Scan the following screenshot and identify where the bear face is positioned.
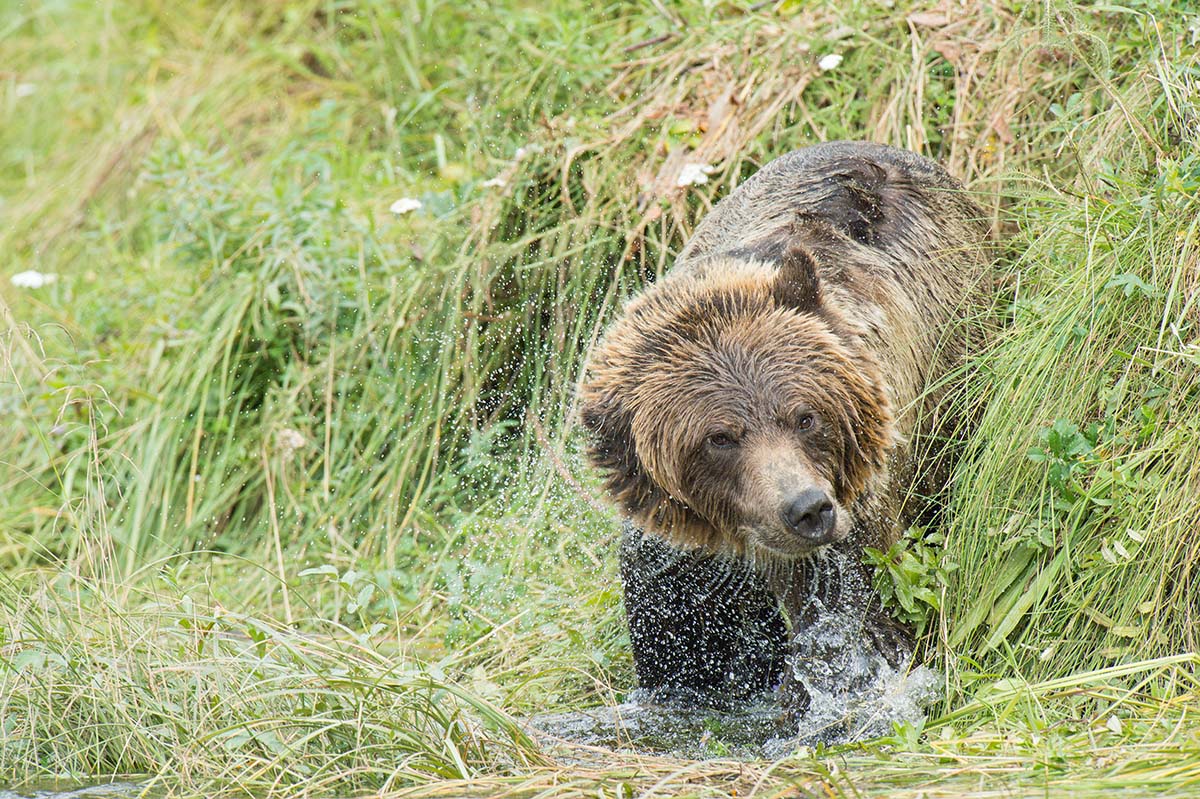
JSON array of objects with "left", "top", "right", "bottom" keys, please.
[{"left": 580, "top": 245, "right": 893, "bottom": 562}]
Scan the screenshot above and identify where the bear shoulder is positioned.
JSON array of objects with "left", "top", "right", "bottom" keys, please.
[{"left": 677, "top": 142, "right": 986, "bottom": 271}]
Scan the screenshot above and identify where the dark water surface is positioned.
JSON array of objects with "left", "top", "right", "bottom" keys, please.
[{"left": 530, "top": 693, "right": 785, "bottom": 759}]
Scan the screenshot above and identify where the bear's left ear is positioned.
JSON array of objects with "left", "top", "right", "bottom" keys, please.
[{"left": 770, "top": 245, "right": 822, "bottom": 311}]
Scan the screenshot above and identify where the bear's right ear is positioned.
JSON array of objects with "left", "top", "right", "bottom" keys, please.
[{"left": 770, "top": 245, "right": 822, "bottom": 311}]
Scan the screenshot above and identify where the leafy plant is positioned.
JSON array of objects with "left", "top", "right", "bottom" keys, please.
[
  {"left": 865, "top": 527, "right": 955, "bottom": 635},
  {"left": 1026, "top": 417, "right": 1100, "bottom": 504}
]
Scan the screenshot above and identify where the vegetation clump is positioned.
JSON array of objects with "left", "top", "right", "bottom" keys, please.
[{"left": 1, "top": 1, "right": 1198, "bottom": 796}]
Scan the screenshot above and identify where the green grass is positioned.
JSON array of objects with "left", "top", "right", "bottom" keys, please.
[{"left": 2, "top": 0, "right": 1199, "bottom": 796}]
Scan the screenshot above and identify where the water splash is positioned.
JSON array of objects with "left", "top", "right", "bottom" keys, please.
[
  {"left": 530, "top": 655, "right": 939, "bottom": 760},
  {"left": 774, "top": 546, "right": 942, "bottom": 751},
  {"left": 533, "top": 546, "right": 941, "bottom": 758}
]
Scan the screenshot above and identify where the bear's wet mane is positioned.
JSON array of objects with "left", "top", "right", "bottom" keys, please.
[{"left": 579, "top": 246, "right": 893, "bottom": 559}]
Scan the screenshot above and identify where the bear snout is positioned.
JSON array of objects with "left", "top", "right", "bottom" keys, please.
[{"left": 781, "top": 488, "right": 837, "bottom": 544}]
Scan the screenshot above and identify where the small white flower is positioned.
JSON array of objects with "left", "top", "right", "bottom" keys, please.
[
  {"left": 677, "top": 162, "right": 715, "bottom": 187},
  {"left": 14, "top": 83, "right": 36, "bottom": 98},
  {"left": 818, "top": 53, "right": 843, "bottom": 72},
  {"left": 388, "top": 197, "right": 422, "bottom": 215},
  {"left": 10, "top": 270, "right": 57, "bottom": 289},
  {"left": 276, "top": 428, "right": 307, "bottom": 459},
  {"left": 481, "top": 176, "right": 507, "bottom": 188}
]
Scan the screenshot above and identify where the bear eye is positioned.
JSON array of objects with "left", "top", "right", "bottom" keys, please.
[
  {"left": 797, "top": 413, "right": 815, "bottom": 431},
  {"left": 706, "top": 432, "right": 737, "bottom": 450}
]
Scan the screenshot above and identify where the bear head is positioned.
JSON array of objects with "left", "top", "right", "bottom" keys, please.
[{"left": 580, "top": 243, "right": 894, "bottom": 562}]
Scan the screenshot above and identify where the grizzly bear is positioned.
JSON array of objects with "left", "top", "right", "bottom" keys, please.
[{"left": 580, "top": 141, "right": 990, "bottom": 710}]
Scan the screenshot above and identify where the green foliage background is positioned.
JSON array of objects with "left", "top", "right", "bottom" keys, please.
[{"left": 1, "top": 0, "right": 1199, "bottom": 796}]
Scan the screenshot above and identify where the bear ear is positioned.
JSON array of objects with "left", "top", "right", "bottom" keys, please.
[{"left": 770, "top": 245, "right": 822, "bottom": 311}]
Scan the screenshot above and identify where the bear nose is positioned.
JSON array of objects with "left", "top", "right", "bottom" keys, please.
[{"left": 781, "top": 489, "right": 836, "bottom": 543}]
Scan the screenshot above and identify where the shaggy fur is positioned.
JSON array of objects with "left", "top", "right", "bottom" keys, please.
[{"left": 580, "top": 141, "right": 990, "bottom": 702}]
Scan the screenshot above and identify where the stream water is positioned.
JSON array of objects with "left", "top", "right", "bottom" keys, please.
[
  {"left": 776, "top": 547, "right": 943, "bottom": 752},
  {"left": 532, "top": 659, "right": 940, "bottom": 760},
  {"left": 0, "top": 782, "right": 154, "bottom": 799},
  {"left": 534, "top": 548, "right": 941, "bottom": 758}
]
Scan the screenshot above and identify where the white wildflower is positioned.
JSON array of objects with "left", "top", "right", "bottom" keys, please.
[
  {"left": 10, "top": 270, "right": 57, "bottom": 289},
  {"left": 818, "top": 53, "right": 843, "bottom": 71},
  {"left": 388, "top": 197, "right": 422, "bottom": 215},
  {"left": 276, "top": 428, "right": 307, "bottom": 460},
  {"left": 676, "top": 162, "right": 715, "bottom": 187},
  {"left": 14, "top": 83, "right": 36, "bottom": 98}
]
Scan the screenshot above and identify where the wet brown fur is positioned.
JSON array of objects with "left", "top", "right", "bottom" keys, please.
[{"left": 581, "top": 141, "right": 990, "bottom": 570}]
